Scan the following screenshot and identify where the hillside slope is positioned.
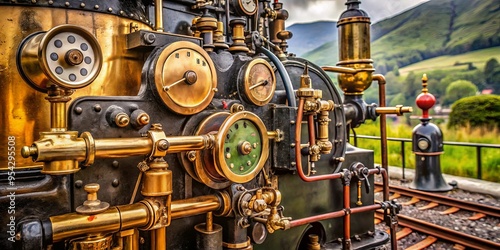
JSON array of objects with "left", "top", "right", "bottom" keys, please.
[
  {"left": 296, "top": 0, "right": 499, "bottom": 73},
  {"left": 286, "top": 21, "right": 337, "bottom": 56}
]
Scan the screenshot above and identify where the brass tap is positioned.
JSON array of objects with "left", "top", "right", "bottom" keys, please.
[{"left": 76, "top": 183, "right": 110, "bottom": 214}]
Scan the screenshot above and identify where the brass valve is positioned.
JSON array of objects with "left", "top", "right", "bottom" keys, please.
[{"left": 76, "top": 183, "right": 110, "bottom": 214}]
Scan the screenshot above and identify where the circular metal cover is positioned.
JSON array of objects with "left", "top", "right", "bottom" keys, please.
[{"left": 154, "top": 41, "right": 217, "bottom": 115}]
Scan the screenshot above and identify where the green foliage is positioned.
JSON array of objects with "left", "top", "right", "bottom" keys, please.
[
  {"left": 443, "top": 80, "right": 478, "bottom": 105},
  {"left": 484, "top": 58, "right": 500, "bottom": 93},
  {"left": 448, "top": 95, "right": 500, "bottom": 129}
]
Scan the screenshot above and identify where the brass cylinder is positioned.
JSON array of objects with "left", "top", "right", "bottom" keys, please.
[
  {"left": 50, "top": 100, "right": 68, "bottom": 131},
  {"left": 141, "top": 162, "right": 173, "bottom": 197},
  {"left": 337, "top": 16, "right": 374, "bottom": 95},
  {"left": 165, "top": 135, "right": 213, "bottom": 153},
  {"left": 155, "top": 0, "right": 163, "bottom": 32}
]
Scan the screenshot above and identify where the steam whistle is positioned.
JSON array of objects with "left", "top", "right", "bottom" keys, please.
[{"left": 410, "top": 75, "right": 452, "bottom": 192}]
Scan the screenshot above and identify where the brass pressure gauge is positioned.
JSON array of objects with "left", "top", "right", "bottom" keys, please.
[
  {"left": 239, "top": 58, "right": 276, "bottom": 106},
  {"left": 17, "top": 25, "right": 102, "bottom": 91},
  {"left": 153, "top": 41, "right": 217, "bottom": 115},
  {"left": 214, "top": 111, "right": 269, "bottom": 183},
  {"left": 233, "top": 0, "right": 258, "bottom": 16}
]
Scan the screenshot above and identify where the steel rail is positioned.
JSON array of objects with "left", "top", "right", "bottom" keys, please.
[
  {"left": 374, "top": 183, "right": 500, "bottom": 218},
  {"left": 375, "top": 212, "right": 500, "bottom": 250}
]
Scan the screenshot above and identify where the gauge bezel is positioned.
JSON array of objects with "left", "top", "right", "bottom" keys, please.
[
  {"left": 233, "top": 0, "right": 258, "bottom": 16},
  {"left": 214, "top": 111, "right": 269, "bottom": 183},
  {"left": 239, "top": 58, "right": 276, "bottom": 106}
]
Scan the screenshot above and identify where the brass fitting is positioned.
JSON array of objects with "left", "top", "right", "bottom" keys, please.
[
  {"left": 76, "top": 183, "right": 110, "bottom": 215},
  {"left": 375, "top": 105, "right": 413, "bottom": 116},
  {"left": 195, "top": 15, "right": 218, "bottom": 52},
  {"left": 229, "top": 18, "right": 250, "bottom": 53},
  {"left": 266, "top": 206, "right": 290, "bottom": 233}
]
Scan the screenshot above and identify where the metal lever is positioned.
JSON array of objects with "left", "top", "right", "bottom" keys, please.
[{"left": 360, "top": 167, "right": 370, "bottom": 194}]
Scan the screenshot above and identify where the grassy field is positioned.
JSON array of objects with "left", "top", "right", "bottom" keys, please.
[
  {"left": 399, "top": 47, "right": 500, "bottom": 77},
  {"left": 352, "top": 120, "right": 500, "bottom": 182}
]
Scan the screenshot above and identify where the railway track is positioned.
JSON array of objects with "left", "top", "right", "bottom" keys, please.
[{"left": 373, "top": 183, "right": 500, "bottom": 250}]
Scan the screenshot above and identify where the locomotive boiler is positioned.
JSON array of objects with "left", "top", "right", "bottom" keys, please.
[{"left": 0, "top": 0, "right": 411, "bottom": 249}]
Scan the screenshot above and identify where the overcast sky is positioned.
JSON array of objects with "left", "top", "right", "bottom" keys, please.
[{"left": 286, "top": 0, "right": 430, "bottom": 25}]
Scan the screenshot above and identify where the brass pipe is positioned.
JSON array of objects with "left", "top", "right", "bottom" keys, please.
[
  {"left": 155, "top": 0, "right": 163, "bottom": 31},
  {"left": 151, "top": 227, "right": 166, "bottom": 250},
  {"left": 94, "top": 138, "right": 153, "bottom": 158},
  {"left": 50, "top": 101, "right": 67, "bottom": 131},
  {"left": 206, "top": 212, "right": 213, "bottom": 232},
  {"left": 321, "top": 66, "right": 358, "bottom": 74},
  {"left": 165, "top": 135, "right": 214, "bottom": 153},
  {"left": 373, "top": 74, "right": 388, "bottom": 172},
  {"left": 375, "top": 106, "right": 413, "bottom": 116},
  {"left": 50, "top": 195, "right": 221, "bottom": 243},
  {"left": 171, "top": 195, "right": 220, "bottom": 220},
  {"left": 51, "top": 202, "right": 151, "bottom": 243}
]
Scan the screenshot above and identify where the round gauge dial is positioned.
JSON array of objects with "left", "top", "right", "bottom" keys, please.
[
  {"left": 153, "top": 41, "right": 217, "bottom": 115},
  {"left": 417, "top": 139, "right": 430, "bottom": 151},
  {"left": 18, "top": 25, "right": 102, "bottom": 91},
  {"left": 215, "top": 111, "right": 269, "bottom": 183},
  {"left": 240, "top": 58, "right": 276, "bottom": 106},
  {"left": 234, "top": 0, "right": 258, "bottom": 16}
]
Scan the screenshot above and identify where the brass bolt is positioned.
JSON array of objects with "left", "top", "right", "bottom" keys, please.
[
  {"left": 65, "top": 49, "right": 84, "bottom": 66},
  {"left": 115, "top": 113, "right": 130, "bottom": 127},
  {"left": 93, "top": 104, "right": 102, "bottom": 112},
  {"left": 157, "top": 139, "right": 169, "bottom": 151},
  {"left": 137, "top": 113, "right": 150, "bottom": 126},
  {"left": 80, "top": 3, "right": 85, "bottom": 8},
  {"left": 239, "top": 141, "right": 252, "bottom": 155},
  {"left": 187, "top": 151, "right": 197, "bottom": 162}
]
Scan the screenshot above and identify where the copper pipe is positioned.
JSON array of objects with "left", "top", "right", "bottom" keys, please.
[
  {"left": 295, "top": 99, "right": 342, "bottom": 182},
  {"left": 369, "top": 168, "right": 389, "bottom": 201},
  {"left": 343, "top": 185, "right": 350, "bottom": 241},
  {"left": 206, "top": 212, "right": 213, "bottom": 231},
  {"left": 94, "top": 138, "right": 153, "bottom": 158},
  {"left": 289, "top": 204, "right": 381, "bottom": 228},
  {"left": 308, "top": 114, "right": 316, "bottom": 145},
  {"left": 373, "top": 74, "right": 388, "bottom": 172}
]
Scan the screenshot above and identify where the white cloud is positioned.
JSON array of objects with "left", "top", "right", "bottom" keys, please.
[{"left": 286, "top": 0, "right": 430, "bottom": 25}]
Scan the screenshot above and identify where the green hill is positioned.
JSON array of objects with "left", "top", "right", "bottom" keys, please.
[
  {"left": 372, "top": 0, "right": 500, "bottom": 72},
  {"left": 297, "top": 0, "right": 500, "bottom": 75},
  {"left": 286, "top": 21, "right": 337, "bottom": 57}
]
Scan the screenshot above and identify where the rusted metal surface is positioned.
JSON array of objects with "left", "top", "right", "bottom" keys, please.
[
  {"left": 468, "top": 212, "right": 486, "bottom": 221},
  {"left": 375, "top": 212, "right": 500, "bottom": 250},
  {"left": 418, "top": 201, "right": 439, "bottom": 210},
  {"left": 374, "top": 183, "right": 500, "bottom": 218},
  {"left": 405, "top": 236, "right": 437, "bottom": 250},
  {"left": 440, "top": 207, "right": 460, "bottom": 215}
]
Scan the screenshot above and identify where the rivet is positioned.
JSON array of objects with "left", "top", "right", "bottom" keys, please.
[
  {"left": 108, "top": 7, "right": 113, "bottom": 12},
  {"left": 247, "top": 161, "right": 252, "bottom": 166},
  {"left": 112, "top": 160, "right": 119, "bottom": 168},
  {"left": 139, "top": 16, "right": 143, "bottom": 20},
  {"left": 226, "top": 153, "right": 231, "bottom": 159},
  {"left": 80, "top": 3, "right": 85, "bottom": 8},
  {"left": 112, "top": 179, "right": 119, "bottom": 187},
  {"left": 140, "top": 237, "right": 145, "bottom": 244},
  {"left": 290, "top": 120, "right": 296, "bottom": 124},
  {"left": 65, "top": 2, "right": 69, "bottom": 7},
  {"left": 48, "top": 0, "right": 53, "bottom": 4},
  {"left": 239, "top": 166, "right": 244, "bottom": 171},
  {"left": 93, "top": 104, "right": 102, "bottom": 112},
  {"left": 94, "top": 5, "right": 99, "bottom": 9},
  {"left": 130, "top": 13, "right": 134, "bottom": 17},
  {"left": 120, "top": 10, "right": 125, "bottom": 15},
  {"left": 74, "top": 106, "right": 83, "bottom": 114},
  {"left": 75, "top": 180, "right": 83, "bottom": 188},
  {"left": 31, "top": 0, "right": 36, "bottom": 4}
]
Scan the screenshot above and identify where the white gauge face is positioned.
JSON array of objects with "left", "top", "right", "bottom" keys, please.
[
  {"left": 237, "top": 0, "right": 258, "bottom": 15},
  {"left": 45, "top": 31, "right": 97, "bottom": 87},
  {"left": 417, "top": 139, "right": 430, "bottom": 151}
]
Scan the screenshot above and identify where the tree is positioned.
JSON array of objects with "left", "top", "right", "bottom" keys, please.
[
  {"left": 484, "top": 58, "right": 500, "bottom": 93},
  {"left": 448, "top": 95, "right": 500, "bottom": 130},
  {"left": 402, "top": 72, "right": 422, "bottom": 100},
  {"left": 443, "top": 80, "right": 478, "bottom": 106}
]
